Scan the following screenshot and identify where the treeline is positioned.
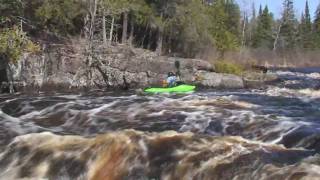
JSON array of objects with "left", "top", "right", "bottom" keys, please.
[
  {"left": 248, "top": 0, "right": 320, "bottom": 52},
  {"left": 1, "top": 0, "right": 320, "bottom": 60}
]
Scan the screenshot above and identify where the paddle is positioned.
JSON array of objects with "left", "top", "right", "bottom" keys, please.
[{"left": 175, "top": 60, "right": 183, "bottom": 85}]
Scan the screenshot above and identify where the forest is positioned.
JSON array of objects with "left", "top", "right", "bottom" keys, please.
[{"left": 1, "top": 0, "right": 320, "bottom": 66}]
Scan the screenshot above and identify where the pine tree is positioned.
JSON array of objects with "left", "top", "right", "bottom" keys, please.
[
  {"left": 299, "top": 0, "right": 313, "bottom": 49},
  {"left": 224, "top": 0, "right": 241, "bottom": 37},
  {"left": 207, "top": 0, "right": 239, "bottom": 58},
  {"left": 305, "top": 0, "right": 312, "bottom": 32},
  {"left": 280, "top": 0, "right": 297, "bottom": 50},
  {"left": 314, "top": 3, "right": 320, "bottom": 47},
  {"left": 35, "top": 0, "right": 86, "bottom": 34},
  {"left": 258, "top": 5, "right": 262, "bottom": 17},
  {"left": 252, "top": 5, "right": 273, "bottom": 49}
]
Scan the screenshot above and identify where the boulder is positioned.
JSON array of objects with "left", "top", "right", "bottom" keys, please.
[
  {"left": 243, "top": 72, "right": 279, "bottom": 88},
  {"left": 195, "top": 71, "right": 244, "bottom": 89}
]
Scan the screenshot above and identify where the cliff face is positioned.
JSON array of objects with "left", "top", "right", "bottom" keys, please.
[{"left": 7, "top": 41, "right": 244, "bottom": 91}]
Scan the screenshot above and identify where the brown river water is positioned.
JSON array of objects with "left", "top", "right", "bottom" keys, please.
[{"left": 0, "top": 69, "right": 320, "bottom": 179}]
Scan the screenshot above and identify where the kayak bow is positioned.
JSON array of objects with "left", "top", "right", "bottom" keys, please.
[{"left": 144, "top": 84, "right": 196, "bottom": 93}]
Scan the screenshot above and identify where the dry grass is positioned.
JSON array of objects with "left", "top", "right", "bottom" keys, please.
[
  {"left": 213, "top": 61, "right": 244, "bottom": 76},
  {"left": 200, "top": 48, "right": 320, "bottom": 68}
]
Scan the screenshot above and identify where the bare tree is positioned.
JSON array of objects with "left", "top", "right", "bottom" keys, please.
[
  {"left": 84, "top": 0, "right": 99, "bottom": 86},
  {"left": 122, "top": 11, "right": 129, "bottom": 44},
  {"left": 241, "top": 12, "right": 247, "bottom": 48},
  {"left": 273, "top": 22, "right": 283, "bottom": 51},
  {"left": 102, "top": 8, "right": 107, "bottom": 45},
  {"left": 109, "top": 16, "right": 115, "bottom": 43}
]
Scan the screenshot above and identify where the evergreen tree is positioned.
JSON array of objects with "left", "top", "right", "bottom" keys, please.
[
  {"left": 35, "top": 0, "right": 86, "bottom": 34},
  {"left": 224, "top": 0, "right": 241, "bottom": 37},
  {"left": 165, "top": 0, "right": 209, "bottom": 57},
  {"left": 207, "top": 0, "right": 239, "bottom": 58},
  {"left": 258, "top": 5, "right": 263, "bottom": 17},
  {"left": 280, "top": 0, "right": 297, "bottom": 50},
  {"left": 0, "top": 0, "right": 24, "bottom": 28},
  {"left": 305, "top": 0, "right": 312, "bottom": 32},
  {"left": 314, "top": 3, "right": 320, "bottom": 47},
  {"left": 252, "top": 6, "right": 273, "bottom": 49},
  {"left": 299, "top": 0, "right": 313, "bottom": 49},
  {"left": 252, "top": 2, "right": 256, "bottom": 20}
]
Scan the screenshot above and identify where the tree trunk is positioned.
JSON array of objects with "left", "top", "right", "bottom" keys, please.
[
  {"left": 89, "top": 0, "right": 98, "bottom": 42},
  {"left": 141, "top": 23, "right": 149, "bottom": 47},
  {"left": 122, "top": 12, "right": 128, "bottom": 44},
  {"left": 109, "top": 16, "right": 115, "bottom": 44},
  {"left": 219, "top": 50, "right": 225, "bottom": 59},
  {"left": 147, "top": 27, "right": 152, "bottom": 49},
  {"left": 241, "top": 13, "right": 247, "bottom": 48},
  {"left": 6, "top": 64, "right": 14, "bottom": 94},
  {"left": 129, "top": 17, "right": 134, "bottom": 46},
  {"left": 0, "top": 55, "right": 8, "bottom": 93},
  {"left": 83, "top": 14, "right": 89, "bottom": 39},
  {"left": 239, "top": 13, "right": 247, "bottom": 61},
  {"left": 273, "top": 23, "right": 282, "bottom": 51},
  {"left": 86, "top": 0, "right": 98, "bottom": 87},
  {"left": 156, "top": 13, "right": 164, "bottom": 55},
  {"left": 156, "top": 27, "right": 163, "bottom": 55},
  {"left": 102, "top": 9, "right": 107, "bottom": 45}
]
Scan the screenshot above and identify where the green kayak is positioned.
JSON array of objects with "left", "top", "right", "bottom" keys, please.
[{"left": 144, "top": 84, "right": 196, "bottom": 93}]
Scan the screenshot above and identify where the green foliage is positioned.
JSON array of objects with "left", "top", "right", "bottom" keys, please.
[
  {"left": 0, "top": 27, "right": 39, "bottom": 64},
  {"left": 0, "top": 0, "right": 243, "bottom": 58},
  {"left": 207, "top": 0, "right": 240, "bottom": 57},
  {"left": 314, "top": 4, "right": 320, "bottom": 48},
  {"left": 224, "top": 0, "right": 241, "bottom": 37},
  {"left": 304, "top": 0, "right": 312, "bottom": 32},
  {"left": 102, "top": 0, "right": 131, "bottom": 14},
  {"left": 164, "top": 0, "right": 210, "bottom": 56},
  {"left": 252, "top": 6, "right": 274, "bottom": 49},
  {"left": 298, "top": 1, "right": 314, "bottom": 49},
  {"left": 214, "top": 61, "right": 244, "bottom": 76},
  {"left": 0, "top": 0, "right": 24, "bottom": 27},
  {"left": 35, "top": 0, "right": 86, "bottom": 34},
  {"left": 3, "top": 0, "right": 320, "bottom": 60},
  {"left": 280, "top": 0, "right": 297, "bottom": 49},
  {"left": 130, "top": 0, "right": 153, "bottom": 23}
]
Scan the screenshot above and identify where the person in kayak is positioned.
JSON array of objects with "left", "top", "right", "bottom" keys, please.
[{"left": 166, "top": 72, "right": 177, "bottom": 87}]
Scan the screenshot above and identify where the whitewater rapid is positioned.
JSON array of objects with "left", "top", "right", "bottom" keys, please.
[{"left": 0, "top": 69, "right": 319, "bottom": 179}]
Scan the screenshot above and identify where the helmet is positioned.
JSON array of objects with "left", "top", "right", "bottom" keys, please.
[{"left": 168, "top": 72, "right": 175, "bottom": 77}]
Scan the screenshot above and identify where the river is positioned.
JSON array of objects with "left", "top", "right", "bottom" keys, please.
[{"left": 0, "top": 69, "right": 319, "bottom": 179}]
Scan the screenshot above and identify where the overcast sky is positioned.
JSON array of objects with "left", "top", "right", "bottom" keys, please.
[{"left": 236, "top": 0, "right": 319, "bottom": 19}]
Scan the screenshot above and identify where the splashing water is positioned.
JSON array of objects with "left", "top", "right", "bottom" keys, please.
[{"left": 0, "top": 68, "right": 320, "bottom": 179}]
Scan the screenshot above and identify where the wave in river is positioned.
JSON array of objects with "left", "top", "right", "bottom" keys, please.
[
  {"left": 0, "top": 69, "right": 320, "bottom": 179},
  {"left": 0, "top": 130, "right": 319, "bottom": 180}
]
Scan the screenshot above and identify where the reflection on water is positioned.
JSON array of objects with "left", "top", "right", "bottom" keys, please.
[{"left": 0, "top": 69, "right": 320, "bottom": 179}]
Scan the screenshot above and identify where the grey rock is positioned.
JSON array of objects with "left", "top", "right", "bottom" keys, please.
[
  {"left": 195, "top": 71, "right": 244, "bottom": 89},
  {"left": 10, "top": 43, "right": 245, "bottom": 90}
]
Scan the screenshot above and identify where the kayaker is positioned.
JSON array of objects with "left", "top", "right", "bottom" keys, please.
[{"left": 166, "top": 72, "right": 177, "bottom": 87}]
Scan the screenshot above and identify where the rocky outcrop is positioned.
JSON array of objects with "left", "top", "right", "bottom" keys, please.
[
  {"left": 243, "top": 71, "right": 279, "bottom": 88},
  {"left": 87, "top": 44, "right": 215, "bottom": 88},
  {"left": 9, "top": 42, "right": 245, "bottom": 91},
  {"left": 195, "top": 71, "right": 244, "bottom": 88}
]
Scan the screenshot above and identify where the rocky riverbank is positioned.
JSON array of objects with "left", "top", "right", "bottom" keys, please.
[{"left": 1, "top": 41, "right": 277, "bottom": 93}]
